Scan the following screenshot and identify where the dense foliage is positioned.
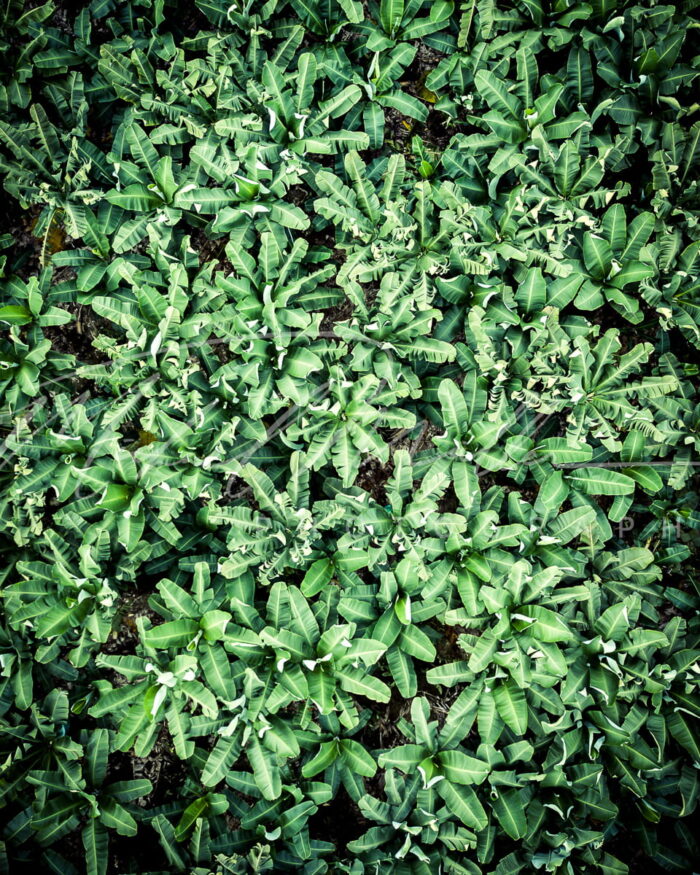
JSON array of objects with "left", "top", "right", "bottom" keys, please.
[{"left": 1, "top": 0, "right": 700, "bottom": 873}]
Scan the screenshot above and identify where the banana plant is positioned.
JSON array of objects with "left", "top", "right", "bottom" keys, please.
[
  {"left": 205, "top": 452, "right": 345, "bottom": 582},
  {"left": 314, "top": 151, "right": 476, "bottom": 295},
  {"left": 556, "top": 328, "right": 679, "bottom": 453},
  {"left": 368, "top": 558, "right": 443, "bottom": 697},
  {"left": 255, "top": 584, "right": 391, "bottom": 724},
  {"left": 345, "top": 43, "right": 430, "bottom": 148},
  {"left": 226, "top": 57, "right": 370, "bottom": 159},
  {"left": 347, "top": 767, "right": 474, "bottom": 868},
  {"left": 334, "top": 269, "right": 455, "bottom": 392},
  {"left": 0, "top": 299, "right": 74, "bottom": 414},
  {"left": 11, "top": 725, "right": 152, "bottom": 875},
  {"left": 0, "top": 86, "right": 112, "bottom": 242},
  {"left": 0, "top": 1, "right": 54, "bottom": 113},
  {"left": 353, "top": 0, "right": 454, "bottom": 52},
  {"left": 210, "top": 303, "right": 329, "bottom": 420},
  {"left": 333, "top": 450, "right": 463, "bottom": 568},
  {"left": 427, "top": 372, "right": 520, "bottom": 481},
  {"left": 570, "top": 206, "right": 657, "bottom": 323},
  {"left": 300, "top": 711, "right": 379, "bottom": 802},
  {"left": 284, "top": 365, "right": 416, "bottom": 487}
]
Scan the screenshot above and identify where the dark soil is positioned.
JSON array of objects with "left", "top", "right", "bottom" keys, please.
[
  {"left": 101, "top": 591, "right": 164, "bottom": 658},
  {"left": 319, "top": 295, "right": 355, "bottom": 336},
  {"left": 0, "top": 201, "right": 42, "bottom": 279},
  {"left": 43, "top": 303, "right": 113, "bottom": 364},
  {"left": 355, "top": 454, "right": 394, "bottom": 504},
  {"left": 129, "top": 730, "right": 190, "bottom": 809},
  {"left": 307, "top": 787, "right": 370, "bottom": 856}
]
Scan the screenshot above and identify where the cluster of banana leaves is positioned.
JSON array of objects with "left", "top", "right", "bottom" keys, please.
[{"left": 1, "top": 0, "right": 699, "bottom": 873}]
